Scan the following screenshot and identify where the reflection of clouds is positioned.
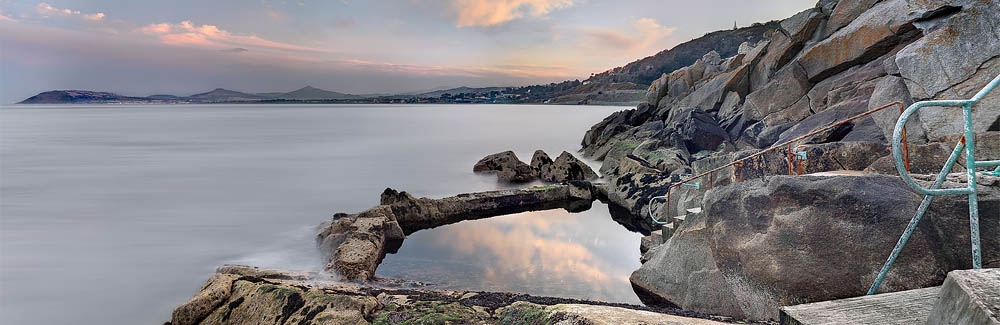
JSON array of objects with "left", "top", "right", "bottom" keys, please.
[{"left": 426, "top": 209, "right": 628, "bottom": 294}]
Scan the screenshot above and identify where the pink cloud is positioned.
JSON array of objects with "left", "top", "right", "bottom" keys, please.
[
  {"left": 581, "top": 17, "right": 676, "bottom": 58},
  {"left": 451, "top": 0, "right": 574, "bottom": 27},
  {"left": 140, "top": 20, "right": 326, "bottom": 53},
  {"left": 35, "top": 2, "right": 104, "bottom": 21}
]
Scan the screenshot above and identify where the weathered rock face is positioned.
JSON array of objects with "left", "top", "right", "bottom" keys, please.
[
  {"left": 538, "top": 151, "right": 599, "bottom": 182},
  {"left": 632, "top": 175, "right": 999, "bottom": 321},
  {"left": 473, "top": 150, "right": 536, "bottom": 183},
  {"left": 795, "top": 0, "right": 920, "bottom": 82},
  {"left": 893, "top": 0, "right": 1000, "bottom": 138},
  {"left": 171, "top": 265, "right": 735, "bottom": 325},
  {"left": 315, "top": 205, "right": 404, "bottom": 280}
]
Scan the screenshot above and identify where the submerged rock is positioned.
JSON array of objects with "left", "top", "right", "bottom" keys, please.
[
  {"left": 538, "top": 151, "right": 599, "bottom": 182},
  {"left": 380, "top": 184, "right": 596, "bottom": 233},
  {"left": 473, "top": 150, "right": 536, "bottom": 183}
]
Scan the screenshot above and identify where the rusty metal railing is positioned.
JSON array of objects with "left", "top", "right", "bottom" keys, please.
[{"left": 647, "top": 101, "right": 908, "bottom": 225}]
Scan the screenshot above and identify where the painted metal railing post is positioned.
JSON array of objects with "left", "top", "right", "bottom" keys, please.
[
  {"left": 870, "top": 73, "right": 1000, "bottom": 294},
  {"left": 867, "top": 138, "right": 965, "bottom": 295},
  {"left": 963, "top": 101, "right": 982, "bottom": 269}
]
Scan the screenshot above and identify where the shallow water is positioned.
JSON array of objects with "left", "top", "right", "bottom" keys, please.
[
  {"left": 0, "top": 104, "right": 638, "bottom": 324},
  {"left": 378, "top": 205, "right": 643, "bottom": 304}
]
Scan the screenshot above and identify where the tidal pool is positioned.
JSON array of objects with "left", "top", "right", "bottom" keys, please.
[{"left": 376, "top": 202, "right": 644, "bottom": 304}]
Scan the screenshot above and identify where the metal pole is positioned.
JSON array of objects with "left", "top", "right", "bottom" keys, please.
[
  {"left": 868, "top": 138, "right": 966, "bottom": 295},
  {"left": 964, "top": 103, "right": 982, "bottom": 269}
]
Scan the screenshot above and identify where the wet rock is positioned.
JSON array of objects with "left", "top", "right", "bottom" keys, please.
[
  {"left": 473, "top": 150, "right": 536, "bottom": 183},
  {"left": 171, "top": 273, "right": 240, "bottom": 325},
  {"left": 316, "top": 205, "right": 402, "bottom": 280},
  {"left": 539, "top": 151, "right": 598, "bottom": 182},
  {"left": 634, "top": 175, "right": 1000, "bottom": 320},
  {"left": 529, "top": 150, "right": 553, "bottom": 173},
  {"left": 380, "top": 185, "right": 594, "bottom": 233}
]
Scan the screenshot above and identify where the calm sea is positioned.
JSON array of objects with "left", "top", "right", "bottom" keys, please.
[{"left": 0, "top": 104, "right": 642, "bottom": 324}]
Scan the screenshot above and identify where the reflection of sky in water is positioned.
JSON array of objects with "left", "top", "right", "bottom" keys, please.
[{"left": 377, "top": 203, "right": 643, "bottom": 304}]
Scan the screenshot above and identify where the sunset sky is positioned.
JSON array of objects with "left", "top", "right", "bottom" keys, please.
[{"left": 0, "top": 0, "right": 813, "bottom": 103}]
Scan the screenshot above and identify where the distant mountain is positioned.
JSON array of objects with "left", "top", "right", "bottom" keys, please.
[
  {"left": 18, "top": 90, "right": 149, "bottom": 104},
  {"left": 276, "top": 86, "right": 361, "bottom": 100},
  {"left": 186, "top": 88, "right": 266, "bottom": 102},
  {"left": 414, "top": 87, "right": 508, "bottom": 98},
  {"left": 147, "top": 94, "right": 180, "bottom": 100}
]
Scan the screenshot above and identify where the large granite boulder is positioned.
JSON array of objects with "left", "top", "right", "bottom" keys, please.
[
  {"left": 473, "top": 151, "right": 536, "bottom": 183},
  {"left": 632, "top": 174, "right": 1000, "bottom": 321},
  {"left": 795, "top": 0, "right": 921, "bottom": 82},
  {"left": 893, "top": 0, "right": 1000, "bottom": 139},
  {"left": 538, "top": 151, "right": 598, "bottom": 182}
]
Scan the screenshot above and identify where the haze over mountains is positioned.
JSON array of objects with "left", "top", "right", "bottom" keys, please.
[{"left": 17, "top": 22, "right": 779, "bottom": 105}]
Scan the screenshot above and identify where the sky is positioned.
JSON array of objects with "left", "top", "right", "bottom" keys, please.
[{"left": 0, "top": 0, "right": 815, "bottom": 103}]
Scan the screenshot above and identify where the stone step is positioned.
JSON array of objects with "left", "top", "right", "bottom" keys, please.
[
  {"left": 662, "top": 223, "right": 675, "bottom": 242},
  {"left": 779, "top": 287, "right": 940, "bottom": 325}
]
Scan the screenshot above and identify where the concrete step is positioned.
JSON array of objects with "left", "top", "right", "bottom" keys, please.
[
  {"left": 686, "top": 207, "right": 703, "bottom": 214},
  {"left": 779, "top": 287, "right": 940, "bottom": 325},
  {"left": 674, "top": 214, "right": 686, "bottom": 221},
  {"left": 927, "top": 268, "right": 1000, "bottom": 324},
  {"left": 780, "top": 268, "right": 1000, "bottom": 325}
]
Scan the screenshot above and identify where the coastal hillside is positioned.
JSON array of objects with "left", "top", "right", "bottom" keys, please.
[{"left": 579, "top": 0, "right": 999, "bottom": 320}]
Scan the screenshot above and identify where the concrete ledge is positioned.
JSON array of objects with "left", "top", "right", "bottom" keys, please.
[
  {"left": 927, "top": 268, "right": 1000, "bottom": 325},
  {"left": 779, "top": 287, "right": 940, "bottom": 325}
]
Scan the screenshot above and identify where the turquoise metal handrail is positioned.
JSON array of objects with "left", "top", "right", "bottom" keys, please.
[{"left": 868, "top": 73, "right": 1000, "bottom": 295}]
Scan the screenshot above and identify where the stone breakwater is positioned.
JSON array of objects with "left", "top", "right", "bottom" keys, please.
[{"left": 315, "top": 182, "right": 598, "bottom": 281}]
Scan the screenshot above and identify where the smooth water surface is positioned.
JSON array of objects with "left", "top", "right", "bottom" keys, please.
[
  {"left": 0, "top": 104, "right": 636, "bottom": 324},
  {"left": 378, "top": 205, "right": 643, "bottom": 304}
]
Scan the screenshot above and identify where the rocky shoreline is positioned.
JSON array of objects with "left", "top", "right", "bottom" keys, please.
[
  {"left": 170, "top": 265, "right": 755, "bottom": 325},
  {"left": 168, "top": 0, "right": 1000, "bottom": 323}
]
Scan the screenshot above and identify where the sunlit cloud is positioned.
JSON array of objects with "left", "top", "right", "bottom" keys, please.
[
  {"left": 0, "top": 9, "right": 17, "bottom": 22},
  {"left": 340, "top": 59, "right": 574, "bottom": 79},
  {"left": 428, "top": 210, "right": 623, "bottom": 291},
  {"left": 581, "top": 17, "right": 677, "bottom": 58},
  {"left": 451, "top": 0, "right": 574, "bottom": 27},
  {"left": 139, "top": 20, "right": 326, "bottom": 53},
  {"left": 35, "top": 2, "right": 104, "bottom": 21}
]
